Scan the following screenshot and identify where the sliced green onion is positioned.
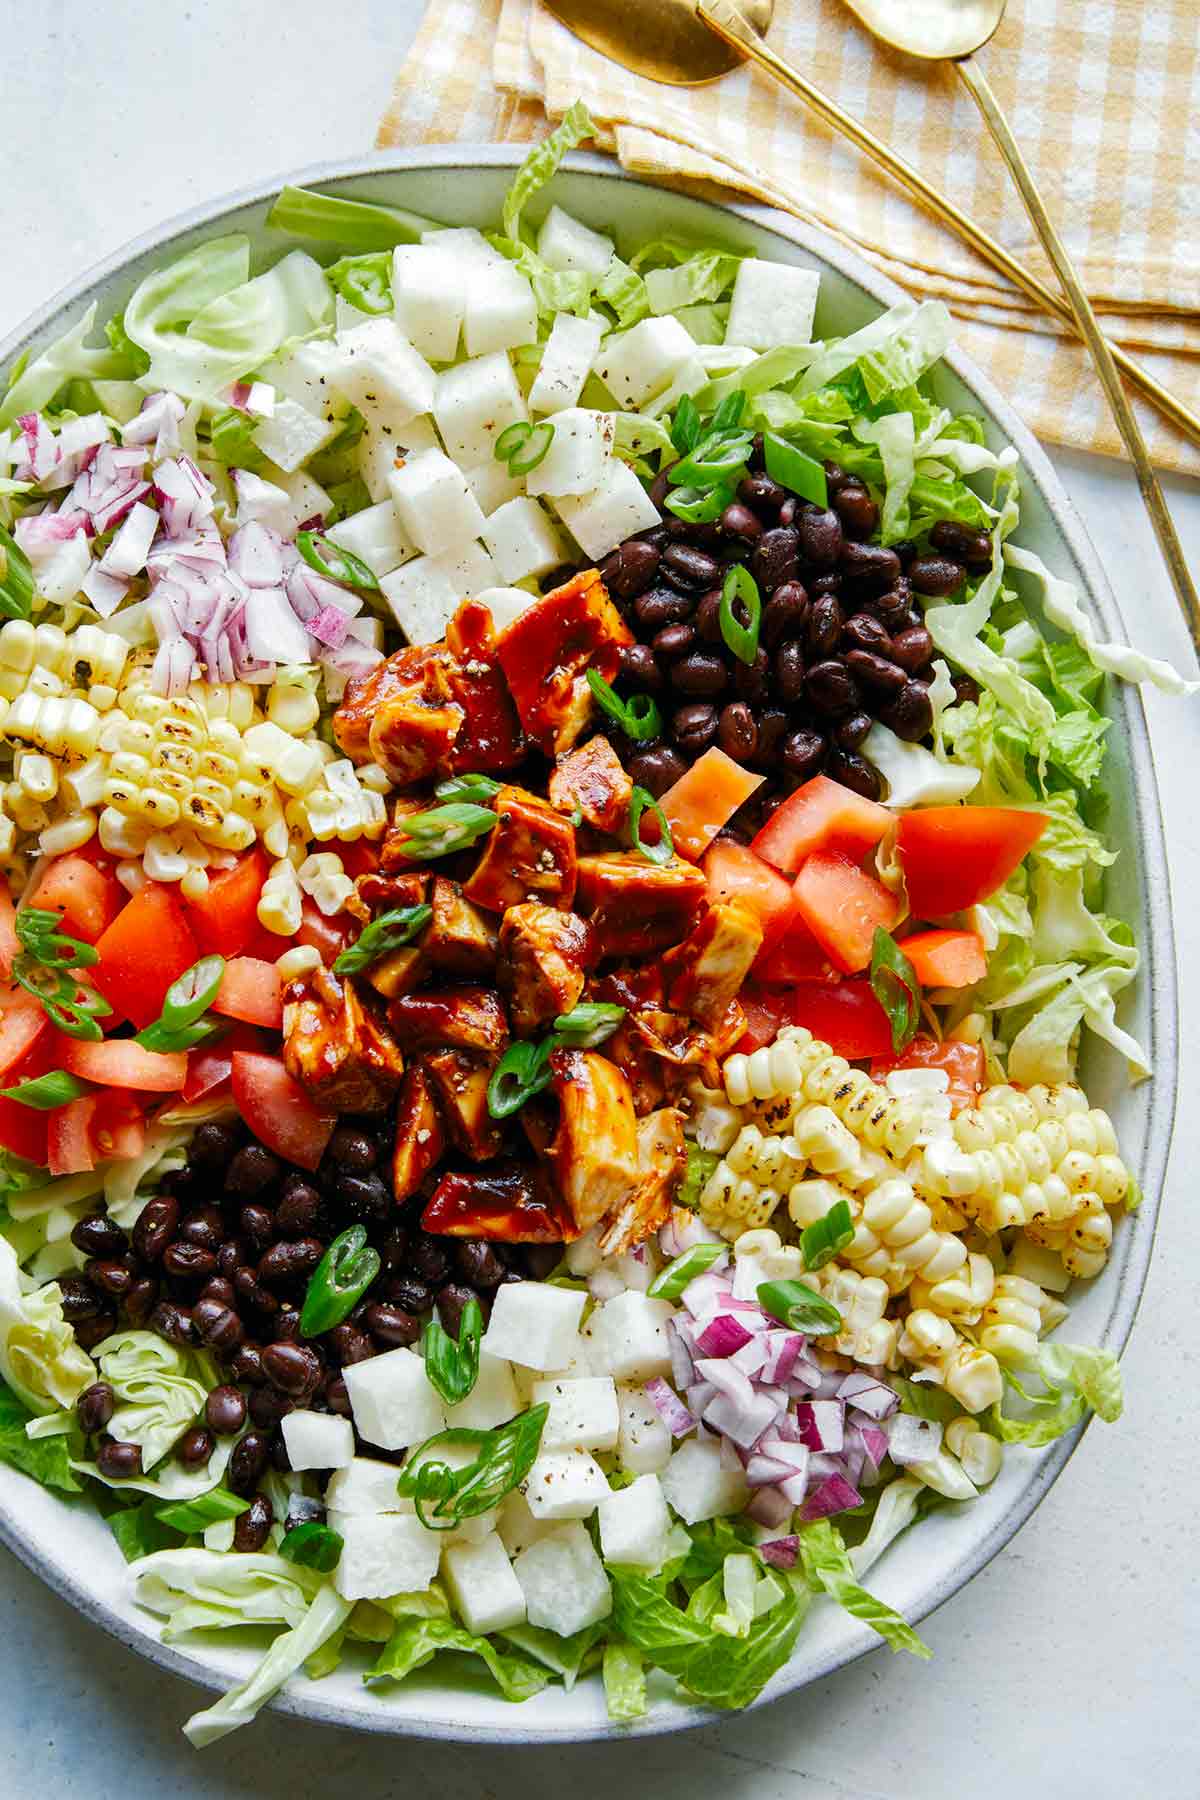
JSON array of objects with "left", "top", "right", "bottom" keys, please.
[
  {"left": 663, "top": 483, "right": 735, "bottom": 524},
  {"left": 0, "top": 524, "right": 34, "bottom": 623},
  {"left": 629, "top": 785, "right": 674, "bottom": 866},
  {"left": 869, "top": 927, "right": 921, "bottom": 1054},
  {"left": 134, "top": 954, "right": 226, "bottom": 1054},
  {"left": 648, "top": 1241, "right": 727, "bottom": 1300},
  {"left": 299, "top": 1225, "right": 382, "bottom": 1338},
  {"left": 434, "top": 773, "right": 502, "bottom": 805},
  {"left": 279, "top": 1520, "right": 345, "bottom": 1572},
  {"left": 757, "top": 1279, "right": 843, "bottom": 1334},
  {"left": 551, "top": 1003, "right": 626, "bottom": 1048},
  {"left": 799, "top": 1199, "right": 855, "bottom": 1272},
  {"left": 0, "top": 1070, "right": 90, "bottom": 1109},
  {"left": 711, "top": 388, "right": 748, "bottom": 433},
  {"left": 668, "top": 430, "right": 754, "bottom": 489},
  {"left": 333, "top": 904, "right": 432, "bottom": 977},
  {"left": 763, "top": 432, "right": 828, "bottom": 507},
  {"left": 421, "top": 1297, "right": 483, "bottom": 1406},
  {"left": 494, "top": 420, "right": 533, "bottom": 462},
  {"left": 507, "top": 421, "right": 555, "bottom": 475},
  {"left": 719, "top": 563, "right": 762, "bottom": 666},
  {"left": 155, "top": 1489, "right": 250, "bottom": 1532},
  {"left": 393, "top": 802, "right": 498, "bottom": 860},
  {"left": 16, "top": 908, "right": 99, "bottom": 971},
  {"left": 296, "top": 530, "right": 380, "bottom": 592},
  {"left": 487, "top": 1038, "right": 555, "bottom": 1119},
  {"left": 12, "top": 962, "right": 111, "bottom": 1041},
  {"left": 395, "top": 1405, "right": 549, "bottom": 1530},
  {"left": 585, "top": 670, "right": 662, "bottom": 742},
  {"left": 678, "top": 1143, "right": 720, "bottom": 1210},
  {"left": 670, "top": 394, "right": 702, "bottom": 455}
]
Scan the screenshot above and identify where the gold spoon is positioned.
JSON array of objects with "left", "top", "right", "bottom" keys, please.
[{"left": 538, "top": 0, "right": 1200, "bottom": 464}]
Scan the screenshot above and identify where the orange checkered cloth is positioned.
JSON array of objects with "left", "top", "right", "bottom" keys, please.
[{"left": 379, "top": 0, "right": 1200, "bottom": 473}]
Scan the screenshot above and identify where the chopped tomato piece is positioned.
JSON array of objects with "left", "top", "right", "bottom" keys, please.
[
  {"left": 56, "top": 1036, "right": 187, "bottom": 1092},
  {"left": 0, "top": 1030, "right": 55, "bottom": 1164},
  {"left": 47, "top": 1094, "right": 101, "bottom": 1176},
  {"left": 872, "top": 1035, "right": 986, "bottom": 1113},
  {"left": 0, "top": 886, "right": 16, "bottom": 980},
  {"left": 89, "top": 1090, "right": 147, "bottom": 1162},
  {"left": 751, "top": 774, "right": 891, "bottom": 875},
  {"left": 0, "top": 987, "right": 51, "bottom": 1083},
  {"left": 736, "top": 985, "right": 793, "bottom": 1053},
  {"left": 91, "top": 883, "right": 199, "bottom": 1030},
  {"left": 338, "top": 840, "right": 381, "bottom": 881},
  {"left": 231, "top": 1051, "right": 335, "bottom": 1171},
  {"left": 296, "top": 900, "right": 354, "bottom": 966},
  {"left": 658, "top": 750, "right": 765, "bottom": 863},
  {"left": 213, "top": 958, "right": 283, "bottom": 1029},
  {"left": 31, "top": 854, "right": 125, "bottom": 945},
  {"left": 753, "top": 909, "right": 837, "bottom": 982},
  {"left": 791, "top": 850, "right": 900, "bottom": 975},
  {"left": 182, "top": 1022, "right": 264, "bottom": 1103},
  {"left": 900, "top": 928, "right": 988, "bottom": 989},
  {"left": 897, "top": 806, "right": 1048, "bottom": 918},
  {"left": 702, "top": 840, "right": 794, "bottom": 951},
  {"left": 183, "top": 849, "right": 269, "bottom": 958},
  {"left": 789, "top": 979, "right": 895, "bottom": 1059}
]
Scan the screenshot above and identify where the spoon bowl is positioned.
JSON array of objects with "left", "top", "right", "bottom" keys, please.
[
  {"left": 539, "top": 0, "right": 774, "bottom": 84},
  {"left": 836, "top": 0, "right": 1005, "bottom": 61}
]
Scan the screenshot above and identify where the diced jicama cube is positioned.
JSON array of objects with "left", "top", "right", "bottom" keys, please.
[
  {"left": 260, "top": 465, "right": 333, "bottom": 532},
  {"left": 483, "top": 1282, "right": 586, "bottom": 1372},
  {"left": 551, "top": 459, "right": 660, "bottom": 560},
  {"left": 597, "top": 1473, "right": 672, "bottom": 1568},
  {"left": 253, "top": 398, "right": 337, "bottom": 472},
  {"left": 434, "top": 353, "right": 527, "bottom": 467},
  {"left": 442, "top": 1532, "right": 527, "bottom": 1635},
  {"left": 594, "top": 316, "right": 696, "bottom": 406},
  {"left": 279, "top": 1409, "right": 355, "bottom": 1471},
  {"left": 333, "top": 317, "right": 436, "bottom": 420},
  {"left": 476, "top": 586, "right": 536, "bottom": 633},
  {"left": 463, "top": 457, "right": 525, "bottom": 517},
  {"left": 335, "top": 297, "right": 373, "bottom": 334},
  {"left": 330, "top": 1512, "right": 440, "bottom": 1601},
  {"left": 342, "top": 1345, "right": 446, "bottom": 1451},
  {"left": 325, "top": 1456, "right": 410, "bottom": 1516},
  {"left": 616, "top": 1382, "right": 672, "bottom": 1475},
  {"left": 480, "top": 497, "right": 568, "bottom": 583},
  {"left": 257, "top": 340, "right": 342, "bottom": 417},
  {"left": 465, "top": 264, "right": 539, "bottom": 357},
  {"left": 660, "top": 1438, "right": 750, "bottom": 1524},
  {"left": 523, "top": 1448, "right": 609, "bottom": 1520},
  {"left": 445, "top": 1351, "right": 520, "bottom": 1431},
  {"left": 246, "top": 585, "right": 309, "bottom": 668},
  {"left": 388, "top": 447, "right": 486, "bottom": 556},
  {"left": 641, "top": 356, "right": 707, "bottom": 421},
  {"left": 726, "top": 258, "right": 820, "bottom": 352},
  {"left": 391, "top": 244, "right": 464, "bottom": 362},
  {"left": 592, "top": 1293, "right": 674, "bottom": 1382},
  {"left": 497, "top": 1489, "right": 555, "bottom": 1558},
  {"left": 355, "top": 410, "right": 439, "bottom": 503},
  {"left": 512, "top": 1521, "right": 612, "bottom": 1636},
  {"left": 530, "top": 1376, "right": 620, "bottom": 1451},
  {"left": 525, "top": 407, "right": 614, "bottom": 498},
  {"left": 536, "top": 205, "right": 615, "bottom": 276},
  {"left": 438, "top": 538, "right": 497, "bottom": 596},
  {"left": 379, "top": 542, "right": 494, "bottom": 645},
  {"left": 326, "top": 499, "right": 416, "bottom": 577},
  {"left": 529, "top": 314, "right": 605, "bottom": 414},
  {"left": 421, "top": 225, "right": 507, "bottom": 269}
]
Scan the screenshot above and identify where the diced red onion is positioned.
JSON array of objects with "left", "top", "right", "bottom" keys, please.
[
  {"left": 718, "top": 1431, "right": 746, "bottom": 1472},
  {"left": 758, "top": 1535, "right": 799, "bottom": 1570},
  {"left": 122, "top": 392, "right": 185, "bottom": 448},
  {"left": 784, "top": 1361, "right": 823, "bottom": 1396},
  {"left": 666, "top": 1320, "right": 694, "bottom": 1392},
  {"left": 793, "top": 1400, "right": 845, "bottom": 1454},
  {"left": 659, "top": 1211, "right": 727, "bottom": 1259},
  {"left": 150, "top": 637, "right": 196, "bottom": 698},
  {"left": 686, "top": 1379, "right": 718, "bottom": 1417},
  {"left": 14, "top": 510, "right": 90, "bottom": 554},
  {"left": 82, "top": 564, "right": 129, "bottom": 617},
  {"left": 838, "top": 1372, "right": 899, "bottom": 1420},
  {"left": 42, "top": 414, "right": 110, "bottom": 490},
  {"left": 799, "top": 1473, "right": 862, "bottom": 1522},
  {"left": 694, "top": 1357, "right": 755, "bottom": 1409},
  {"left": 669, "top": 1314, "right": 700, "bottom": 1358},
  {"left": 244, "top": 381, "right": 275, "bottom": 417},
  {"left": 694, "top": 1311, "right": 754, "bottom": 1359},
  {"left": 754, "top": 1428, "right": 810, "bottom": 1472},
  {"left": 15, "top": 413, "right": 59, "bottom": 483},
  {"left": 760, "top": 1331, "right": 805, "bottom": 1385},
  {"left": 286, "top": 562, "right": 361, "bottom": 621},
  {"left": 229, "top": 522, "right": 285, "bottom": 589},
  {"left": 885, "top": 1414, "right": 943, "bottom": 1466},
  {"left": 726, "top": 1336, "right": 769, "bottom": 1378},
  {"left": 232, "top": 469, "right": 292, "bottom": 532},
  {"left": 643, "top": 1377, "right": 695, "bottom": 1438},
  {"left": 244, "top": 588, "right": 312, "bottom": 666},
  {"left": 154, "top": 456, "right": 215, "bottom": 535},
  {"left": 746, "top": 1484, "right": 793, "bottom": 1529},
  {"left": 744, "top": 1453, "right": 797, "bottom": 1488},
  {"left": 857, "top": 1422, "right": 891, "bottom": 1472},
  {"left": 704, "top": 1388, "right": 784, "bottom": 1452},
  {"left": 840, "top": 1437, "right": 868, "bottom": 1489},
  {"left": 100, "top": 501, "right": 159, "bottom": 581},
  {"left": 810, "top": 1366, "right": 849, "bottom": 1400},
  {"left": 777, "top": 1466, "right": 813, "bottom": 1506},
  {"left": 680, "top": 1270, "right": 732, "bottom": 1320}
]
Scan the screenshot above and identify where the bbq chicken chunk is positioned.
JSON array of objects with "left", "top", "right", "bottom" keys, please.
[
  {"left": 283, "top": 967, "right": 405, "bottom": 1113},
  {"left": 426, "top": 877, "right": 498, "bottom": 978},
  {"left": 441, "top": 600, "right": 526, "bottom": 774},
  {"left": 392, "top": 1062, "right": 446, "bottom": 1202},
  {"left": 422, "top": 1047, "right": 505, "bottom": 1162},
  {"left": 463, "top": 785, "right": 578, "bottom": 913},
  {"left": 595, "top": 1107, "right": 687, "bottom": 1256},
  {"left": 548, "top": 734, "right": 632, "bottom": 836},
  {"left": 662, "top": 902, "right": 763, "bottom": 1028},
  {"left": 494, "top": 570, "right": 632, "bottom": 755},
  {"left": 422, "top": 1162, "right": 572, "bottom": 1242},
  {"left": 497, "top": 903, "right": 593, "bottom": 1036},
  {"left": 388, "top": 985, "right": 509, "bottom": 1056},
  {"left": 574, "top": 851, "right": 707, "bottom": 960},
  {"left": 333, "top": 645, "right": 463, "bottom": 787},
  {"left": 548, "top": 1049, "right": 641, "bottom": 1234}
]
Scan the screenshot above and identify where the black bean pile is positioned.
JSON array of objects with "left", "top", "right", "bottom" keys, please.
[
  {"left": 599, "top": 450, "right": 990, "bottom": 820},
  {"left": 65, "top": 1117, "right": 557, "bottom": 1528}
]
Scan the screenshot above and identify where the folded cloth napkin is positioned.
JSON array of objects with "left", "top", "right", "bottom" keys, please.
[{"left": 379, "top": 0, "right": 1200, "bottom": 473}]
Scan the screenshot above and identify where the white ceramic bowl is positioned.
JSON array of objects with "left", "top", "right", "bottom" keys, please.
[{"left": 0, "top": 147, "right": 1178, "bottom": 1743}]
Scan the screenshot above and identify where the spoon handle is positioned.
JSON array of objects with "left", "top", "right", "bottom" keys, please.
[
  {"left": 955, "top": 54, "right": 1200, "bottom": 655},
  {"left": 696, "top": 0, "right": 1200, "bottom": 455}
]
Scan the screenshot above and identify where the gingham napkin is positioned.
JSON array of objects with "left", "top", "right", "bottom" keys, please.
[{"left": 379, "top": 0, "right": 1200, "bottom": 474}]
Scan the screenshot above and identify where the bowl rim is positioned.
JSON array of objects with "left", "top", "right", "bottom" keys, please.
[{"left": 0, "top": 142, "right": 1179, "bottom": 1745}]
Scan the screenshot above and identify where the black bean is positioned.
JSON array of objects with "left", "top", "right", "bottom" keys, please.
[
  {"left": 124, "top": 1277, "right": 158, "bottom": 1327},
  {"left": 329, "top": 1323, "right": 374, "bottom": 1365},
  {"left": 689, "top": 588, "right": 721, "bottom": 645},
  {"left": 77, "top": 1382, "right": 114, "bottom": 1435},
  {"left": 908, "top": 555, "right": 965, "bottom": 597},
  {"left": 238, "top": 1204, "right": 274, "bottom": 1253},
  {"left": 618, "top": 642, "right": 662, "bottom": 690},
  {"left": 263, "top": 1341, "right": 322, "bottom": 1398},
  {"left": 717, "top": 702, "right": 758, "bottom": 761},
  {"left": 199, "top": 1276, "right": 238, "bottom": 1308},
  {"left": 810, "top": 572, "right": 842, "bottom": 598},
  {"left": 782, "top": 729, "right": 827, "bottom": 779},
  {"left": 150, "top": 1300, "right": 193, "bottom": 1345},
  {"left": 835, "top": 711, "right": 874, "bottom": 751},
  {"left": 649, "top": 467, "right": 674, "bottom": 511},
  {"left": 380, "top": 1226, "right": 409, "bottom": 1273},
  {"left": 71, "top": 1214, "right": 127, "bottom": 1259},
  {"left": 806, "top": 594, "right": 843, "bottom": 658},
  {"left": 733, "top": 647, "right": 770, "bottom": 706},
  {"left": 952, "top": 674, "right": 981, "bottom": 707},
  {"left": 217, "top": 1239, "right": 247, "bottom": 1279},
  {"left": 193, "top": 1296, "right": 244, "bottom": 1352},
  {"left": 436, "top": 1284, "right": 478, "bottom": 1337},
  {"left": 386, "top": 1275, "right": 434, "bottom": 1313},
  {"left": 805, "top": 660, "right": 860, "bottom": 717},
  {"left": 832, "top": 481, "right": 880, "bottom": 540},
  {"left": 189, "top": 1120, "right": 241, "bottom": 1172},
  {"left": 652, "top": 622, "right": 695, "bottom": 659},
  {"left": 670, "top": 702, "right": 720, "bottom": 755},
  {"left": 234, "top": 1266, "right": 279, "bottom": 1314},
  {"left": 234, "top": 1493, "right": 274, "bottom": 1554},
  {"left": 258, "top": 1239, "right": 324, "bottom": 1286},
  {"left": 841, "top": 612, "right": 892, "bottom": 656},
  {"left": 738, "top": 472, "right": 786, "bottom": 513},
  {"left": 890, "top": 625, "right": 934, "bottom": 672},
  {"left": 276, "top": 1181, "right": 323, "bottom": 1239},
  {"left": 634, "top": 592, "right": 692, "bottom": 640},
  {"left": 796, "top": 506, "right": 844, "bottom": 569},
  {"left": 823, "top": 459, "right": 849, "bottom": 494},
  {"left": 601, "top": 537, "right": 662, "bottom": 598},
  {"left": 229, "top": 1431, "right": 271, "bottom": 1496},
  {"left": 56, "top": 1274, "right": 101, "bottom": 1322},
  {"left": 327, "top": 1126, "right": 378, "bottom": 1174},
  {"left": 880, "top": 680, "right": 934, "bottom": 741},
  {"left": 272, "top": 1307, "right": 302, "bottom": 1344},
  {"left": 96, "top": 1440, "right": 142, "bottom": 1480},
  {"left": 177, "top": 1206, "right": 224, "bottom": 1252},
  {"left": 875, "top": 579, "right": 913, "bottom": 623},
  {"left": 249, "top": 1386, "right": 292, "bottom": 1430},
  {"left": 334, "top": 1172, "right": 390, "bottom": 1223},
  {"left": 87, "top": 1258, "right": 134, "bottom": 1299},
  {"left": 177, "top": 1427, "right": 213, "bottom": 1469},
  {"left": 454, "top": 1239, "right": 505, "bottom": 1290},
  {"left": 772, "top": 641, "right": 807, "bottom": 706},
  {"left": 891, "top": 537, "right": 919, "bottom": 571},
  {"left": 752, "top": 709, "right": 789, "bottom": 767},
  {"left": 930, "top": 519, "right": 992, "bottom": 568},
  {"left": 231, "top": 1342, "right": 267, "bottom": 1386},
  {"left": 840, "top": 541, "right": 901, "bottom": 591},
  {"left": 750, "top": 527, "right": 800, "bottom": 593},
  {"left": 844, "top": 649, "right": 908, "bottom": 695},
  {"left": 408, "top": 1231, "right": 452, "bottom": 1284},
  {"left": 662, "top": 543, "right": 720, "bottom": 590},
  {"left": 225, "top": 1144, "right": 280, "bottom": 1197},
  {"left": 206, "top": 1384, "right": 247, "bottom": 1436},
  {"left": 670, "top": 651, "right": 727, "bottom": 697},
  {"left": 761, "top": 581, "right": 808, "bottom": 647},
  {"left": 522, "top": 1244, "right": 564, "bottom": 1281},
  {"left": 162, "top": 1241, "right": 219, "bottom": 1282},
  {"left": 626, "top": 744, "right": 689, "bottom": 795},
  {"left": 76, "top": 1311, "right": 117, "bottom": 1352},
  {"left": 325, "top": 1375, "right": 353, "bottom": 1416},
  {"left": 132, "top": 1195, "right": 179, "bottom": 1264},
  {"left": 720, "top": 501, "right": 762, "bottom": 544},
  {"left": 364, "top": 1303, "right": 422, "bottom": 1348},
  {"left": 825, "top": 748, "right": 883, "bottom": 800}
]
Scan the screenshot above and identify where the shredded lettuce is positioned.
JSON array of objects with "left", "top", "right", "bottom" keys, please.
[
  {"left": 596, "top": 257, "right": 652, "bottom": 328},
  {"left": 501, "top": 101, "right": 596, "bottom": 244},
  {"left": 0, "top": 304, "right": 138, "bottom": 430},
  {"left": 367, "top": 1614, "right": 549, "bottom": 1702},
  {"left": 800, "top": 300, "right": 952, "bottom": 401},
  {"left": 183, "top": 1581, "right": 353, "bottom": 1746},
  {"left": 86, "top": 1331, "right": 216, "bottom": 1470},
  {"left": 987, "top": 1342, "right": 1123, "bottom": 1446},
  {"left": 847, "top": 1477, "right": 925, "bottom": 1579},
  {"left": 266, "top": 185, "right": 436, "bottom": 251},
  {"left": 602, "top": 1639, "right": 647, "bottom": 1720},
  {"left": 0, "top": 1238, "right": 94, "bottom": 1414},
  {"left": 799, "top": 1520, "right": 931, "bottom": 1657},
  {"left": 0, "top": 1375, "right": 80, "bottom": 1491},
  {"left": 1005, "top": 542, "right": 1197, "bottom": 697},
  {"left": 644, "top": 253, "right": 741, "bottom": 316}
]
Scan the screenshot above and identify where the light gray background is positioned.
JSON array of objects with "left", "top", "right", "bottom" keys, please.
[{"left": 2, "top": 3, "right": 1198, "bottom": 1795}]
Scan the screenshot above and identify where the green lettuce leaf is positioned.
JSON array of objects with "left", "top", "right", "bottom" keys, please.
[
  {"left": 596, "top": 257, "right": 651, "bottom": 328},
  {"left": 0, "top": 1376, "right": 80, "bottom": 1491},
  {"left": 0, "top": 1238, "right": 94, "bottom": 1414},
  {"left": 109, "top": 1497, "right": 184, "bottom": 1562},
  {"left": 367, "top": 1614, "right": 549, "bottom": 1702},
  {"left": 132, "top": 1545, "right": 326, "bottom": 1637},
  {"left": 266, "top": 185, "right": 437, "bottom": 250},
  {"left": 644, "top": 253, "right": 741, "bottom": 315},
  {"left": 609, "top": 1563, "right": 808, "bottom": 1710},
  {"left": 799, "top": 1520, "right": 931, "bottom": 1657},
  {"left": 499, "top": 1620, "right": 604, "bottom": 1690},
  {"left": 0, "top": 304, "right": 136, "bottom": 429},
  {"left": 87, "top": 1330, "right": 214, "bottom": 1470},
  {"left": 987, "top": 1342, "right": 1122, "bottom": 1446},
  {"left": 800, "top": 300, "right": 952, "bottom": 401},
  {"left": 846, "top": 1476, "right": 925, "bottom": 1579},
  {"left": 602, "top": 1639, "right": 647, "bottom": 1720},
  {"left": 501, "top": 101, "right": 596, "bottom": 243},
  {"left": 182, "top": 1582, "right": 352, "bottom": 1746}
]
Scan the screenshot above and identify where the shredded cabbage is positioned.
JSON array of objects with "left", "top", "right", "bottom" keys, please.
[{"left": 0, "top": 1238, "right": 94, "bottom": 1414}]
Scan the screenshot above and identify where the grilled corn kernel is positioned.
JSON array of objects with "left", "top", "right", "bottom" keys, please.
[
  {"left": 979, "top": 1274, "right": 1046, "bottom": 1367},
  {"left": 944, "top": 1417, "right": 1003, "bottom": 1486},
  {"left": 258, "top": 859, "right": 303, "bottom": 936},
  {"left": 266, "top": 682, "right": 321, "bottom": 736},
  {"left": 14, "top": 752, "right": 58, "bottom": 802},
  {"left": 143, "top": 833, "right": 190, "bottom": 884},
  {"left": 909, "top": 1251, "right": 996, "bottom": 1325},
  {"left": 180, "top": 867, "right": 210, "bottom": 902},
  {"left": 698, "top": 1157, "right": 781, "bottom": 1238},
  {"left": 99, "top": 807, "right": 152, "bottom": 857},
  {"left": 38, "top": 812, "right": 97, "bottom": 856},
  {"left": 816, "top": 1265, "right": 900, "bottom": 1369},
  {"left": 276, "top": 944, "right": 322, "bottom": 981},
  {"left": 298, "top": 851, "right": 354, "bottom": 917}
]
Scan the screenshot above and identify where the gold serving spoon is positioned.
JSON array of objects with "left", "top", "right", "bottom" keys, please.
[{"left": 538, "top": 0, "right": 1200, "bottom": 468}]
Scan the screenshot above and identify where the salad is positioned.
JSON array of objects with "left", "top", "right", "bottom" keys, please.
[{"left": 0, "top": 105, "right": 1182, "bottom": 1743}]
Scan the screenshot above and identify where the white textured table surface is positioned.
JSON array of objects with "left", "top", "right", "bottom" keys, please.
[{"left": 3, "top": 3, "right": 1198, "bottom": 1794}]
